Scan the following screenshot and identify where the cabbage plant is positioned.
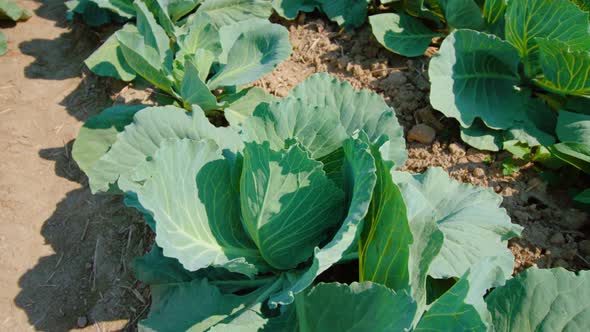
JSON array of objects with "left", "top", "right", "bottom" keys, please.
[
  {"left": 70, "top": 74, "right": 579, "bottom": 331},
  {"left": 271, "top": 0, "right": 369, "bottom": 29},
  {"left": 428, "top": 0, "right": 590, "bottom": 169},
  {"left": 369, "top": 0, "right": 491, "bottom": 57},
  {"left": 66, "top": 0, "right": 272, "bottom": 27},
  {"left": 84, "top": 0, "right": 291, "bottom": 123}
]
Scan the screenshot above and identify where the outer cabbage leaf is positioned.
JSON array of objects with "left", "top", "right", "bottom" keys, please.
[
  {"left": 369, "top": 13, "right": 442, "bottom": 57},
  {"left": 394, "top": 167, "right": 522, "bottom": 279},
  {"left": 415, "top": 257, "right": 509, "bottom": 330},
  {"left": 268, "top": 134, "right": 377, "bottom": 306},
  {"left": 139, "top": 277, "right": 279, "bottom": 332},
  {"left": 222, "top": 86, "right": 277, "bottom": 127},
  {"left": 207, "top": 23, "right": 292, "bottom": 89},
  {"left": 85, "top": 106, "right": 242, "bottom": 193},
  {"left": 460, "top": 120, "right": 503, "bottom": 151},
  {"left": 359, "top": 144, "right": 412, "bottom": 291},
  {"left": 359, "top": 147, "right": 445, "bottom": 322},
  {"left": 505, "top": 0, "right": 590, "bottom": 74},
  {"left": 85, "top": 24, "right": 137, "bottom": 81},
  {"left": 135, "top": 139, "right": 264, "bottom": 275},
  {"left": 244, "top": 73, "right": 406, "bottom": 167},
  {"left": 269, "top": 282, "right": 417, "bottom": 332},
  {"left": 197, "top": 0, "right": 272, "bottom": 27},
  {"left": 486, "top": 267, "right": 590, "bottom": 331},
  {"left": 72, "top": 104, "right": 146, "bottom": 178},
  {"left": 240, "top": 141, "right": 345, "bottom": 270},
  {"left": 429, "top": 29, "right": 525, "bottom": 129},
  {"left": 535, "top": 38, "right": 590, "bottom": 96}
]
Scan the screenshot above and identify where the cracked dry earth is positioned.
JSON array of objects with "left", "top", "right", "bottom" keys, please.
[{"left": 1, "top": 3, "right": 588, "bottom": 331}]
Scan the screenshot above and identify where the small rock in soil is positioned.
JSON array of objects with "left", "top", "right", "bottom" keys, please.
[
  {"left": 472, "top": 167, "right": 486, "bottom": 178},
  {"left": 579, "top": 240, "right": 590, "bottom": 256},
  {"left": 77, "top": 316, "right": 88, "bottom": 328},
  {"left": 408, "top": 124, "right": 436, "bottom": 144},
  {"left": 549, "top": 232, "right": 565, "bottom": 245},
  {"left": 448, "top": 143, "right": 466, "bottom": 157}
]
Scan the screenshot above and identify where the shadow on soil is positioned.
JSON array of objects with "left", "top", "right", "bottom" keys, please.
[
  {"left": 18, "top": 0, "right": 115, "bottom": 120},
  {"left": 14, "top": 1, "right": 148, "bottom": 331}
]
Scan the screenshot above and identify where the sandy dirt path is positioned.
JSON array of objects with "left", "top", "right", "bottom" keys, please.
[{"left": 0, "top": 1, "right": 145, "bottom": 331}]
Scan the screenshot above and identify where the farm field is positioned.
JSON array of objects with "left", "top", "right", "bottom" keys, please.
[{"left": 1, "top": 0, "right": 589, "bottom": 331}]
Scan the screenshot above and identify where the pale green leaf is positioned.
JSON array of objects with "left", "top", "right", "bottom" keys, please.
[
  {"left": 72, "top": 104, "right": 145, "bottom": 178},
  {"left": 415, "top": 257, "right": 509, "bottom": 331},
  {"left": 86, "top": 106, "right": 242, "bottom": 193},
  {"left": 486, "top": 267, "right": 590, "bottom": 331},
  {"left": 136, "top": 139, "right": 263, "bottom": 275},
  {"left": 197, "top": 0, "right": 272, "bottom": 27},
  {"left": 176, "top": 12, "right": 222, "bottom": 60},
  {"left": 369, "top": 13, "right": 441, "bottom": 57},
  {"left": 394, "top": 167, "right": 522, "bottom": 279},
  {"left": 116, "top": 28, "right": 174, "bottom": 93},
  {"left": 240, "top": 141, "right": 344, "bottom": 270},
  {"left": 245, "top": 73, "right": 406, "bottom": 167},
  {"left": 429, "top": 29, "right": 525, "bottom": 129},
  {"left": 207, "top": 23, "right": 291, "bottom": 89},
  {"left": 135, "top": 0, "right": 172, "bottom": 64},
  {"left": 85, "top": 24, "right": 137, "bottom": 81},
  {"left": 460, "top": 120, "right": 503, "bottom": 151},
  {"left": 222, "top": 86, "right": 277, "bottom": 126}
]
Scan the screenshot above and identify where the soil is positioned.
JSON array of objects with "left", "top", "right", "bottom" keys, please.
[
  {"left": 0, "top": 1, "right": 149, "bottom": 331},
  {"left": 0, "top": 3, "right": 588, "bottom": 331}
]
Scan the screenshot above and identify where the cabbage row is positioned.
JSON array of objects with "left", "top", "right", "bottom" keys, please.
[{"left": 68, "top": 0, "right": 590, "bottom": 330}]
